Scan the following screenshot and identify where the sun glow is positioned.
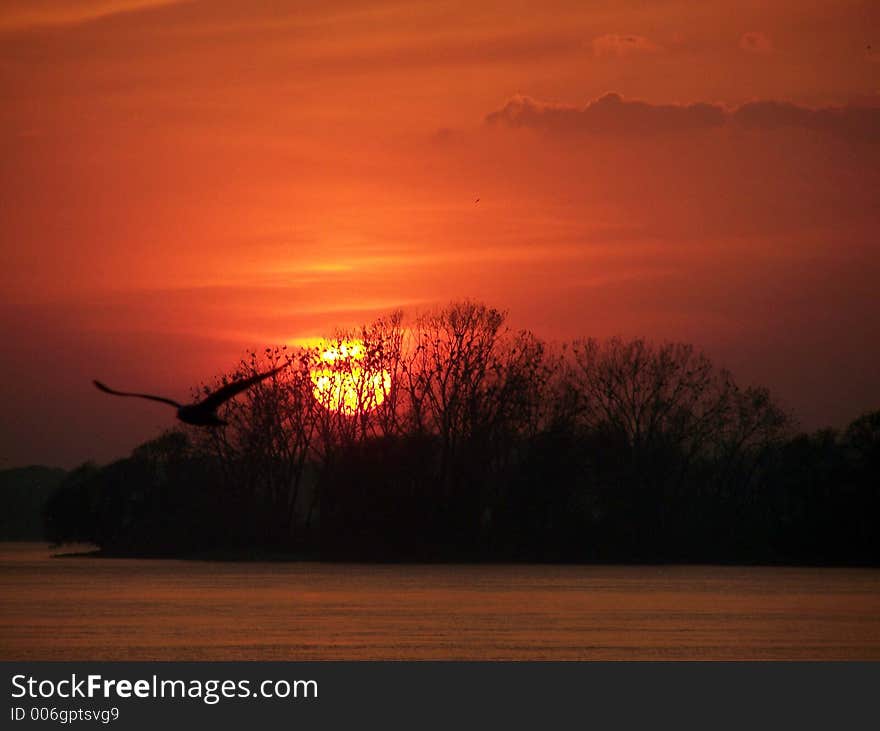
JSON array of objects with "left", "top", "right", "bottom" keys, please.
[{"left": 309, "top": 338, "right": 391, "bottom": 414}]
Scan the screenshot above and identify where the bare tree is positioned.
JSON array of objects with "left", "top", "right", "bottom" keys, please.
[
  {"left": 193, "top": 346, "right": 318, "bottom": 545},
  {"left": 401, "top": 301, "right": 505, "bottom": 493},
  {"left": 569, "top": 337, "right": 791, "bottom": 533}
]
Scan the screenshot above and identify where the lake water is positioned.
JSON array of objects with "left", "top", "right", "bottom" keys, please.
[{"left": 1, "top": 543, "right": 878, "bottom": 660}]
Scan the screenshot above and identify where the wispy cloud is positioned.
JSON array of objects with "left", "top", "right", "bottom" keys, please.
[
  {"left": 486, "top": 92, "right": 880, "bottom": 142},
  {"left": 0, "top": 0, "right": 190, "bottom": 31},
  {"left": 591, "top": 34, "right": 662, "bottom": 57},
  {"left": 486, "top": 92, "right": 725, "bottom": 135}
]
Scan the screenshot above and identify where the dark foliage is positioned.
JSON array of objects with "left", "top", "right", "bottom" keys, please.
[
  {"left": 43, "top": 302, "right": 880, "bottom": 564},
  {"left": 0, "top": 466, "right": 66, "bottom": 540}
]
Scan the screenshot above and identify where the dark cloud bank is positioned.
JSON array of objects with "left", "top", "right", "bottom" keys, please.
[{"left": 486, "top": 92, "right": 880, "bottom": 142}]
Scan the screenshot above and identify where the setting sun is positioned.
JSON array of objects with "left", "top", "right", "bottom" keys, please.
[{"left": 309, "top": 339, "right": 391, "bottom": 414}]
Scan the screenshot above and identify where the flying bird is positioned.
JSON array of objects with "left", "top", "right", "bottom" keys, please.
[{"left": 93, "top": 365, "right": 287, "bottom": 427}]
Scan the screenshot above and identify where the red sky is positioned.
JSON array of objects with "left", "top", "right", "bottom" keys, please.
[{"left": 1, "top": 0, "right": 879, "bottom": 467}]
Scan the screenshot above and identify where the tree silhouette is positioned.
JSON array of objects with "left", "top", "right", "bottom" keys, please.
[{"left": 43, "top": 300, "right": 879, "bottom": 564}]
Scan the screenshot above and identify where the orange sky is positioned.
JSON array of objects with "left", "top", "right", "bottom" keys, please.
[{"left": 1, "top": 0, "right": 879, "bottom": 466}]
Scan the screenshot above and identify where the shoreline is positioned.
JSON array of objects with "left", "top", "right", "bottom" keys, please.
[{"left": 45, "top": 546, "right": 880, "bottom": 568}]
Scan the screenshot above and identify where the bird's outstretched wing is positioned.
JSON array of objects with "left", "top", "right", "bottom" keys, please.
[
  {"left": 93, "top": 380, "right": 181, "bottom": 408},
  {"left": 197, "top": 365, "right": 287, "bottom": 411}
]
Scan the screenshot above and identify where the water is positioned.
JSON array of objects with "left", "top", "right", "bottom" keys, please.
[{"left": 1, "top": 543, "right": 878, "bottom": 660}]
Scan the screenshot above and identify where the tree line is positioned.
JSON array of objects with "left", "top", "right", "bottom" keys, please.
[{"left": 45, "top": 301, "right": 880, "bottom": 563}]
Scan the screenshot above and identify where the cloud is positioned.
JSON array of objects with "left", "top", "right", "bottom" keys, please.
[
  {"left": 485, "top": 93, "right": 726, "bottom": 135},
  {"left": 591, "top": 34, "right": 662, "bottom": 57},
  {"left": 739, "top": 31, "right": 774, "bottom": 54},
  {"left": 733, "top": 100, "right": 880, "bottom": 142},
  {"left": 486, "top": 93, "right": 880, "bottom": 143},
  {"left": 848, "top": 92, "right": 880, "bottom": 108}
]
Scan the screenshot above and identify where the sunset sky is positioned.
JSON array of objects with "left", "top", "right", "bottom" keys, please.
[{"left": 1, "top": 0, "right": 878, "bottom": 467}]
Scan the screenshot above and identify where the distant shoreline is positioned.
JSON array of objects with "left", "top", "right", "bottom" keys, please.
[{"left": 43, "top": 545, "right": 880, "bottom": 569}]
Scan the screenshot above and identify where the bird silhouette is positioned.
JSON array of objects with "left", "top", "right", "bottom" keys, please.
[{"left": 93, "top": 365, "right": 287, "bottom": 427}]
